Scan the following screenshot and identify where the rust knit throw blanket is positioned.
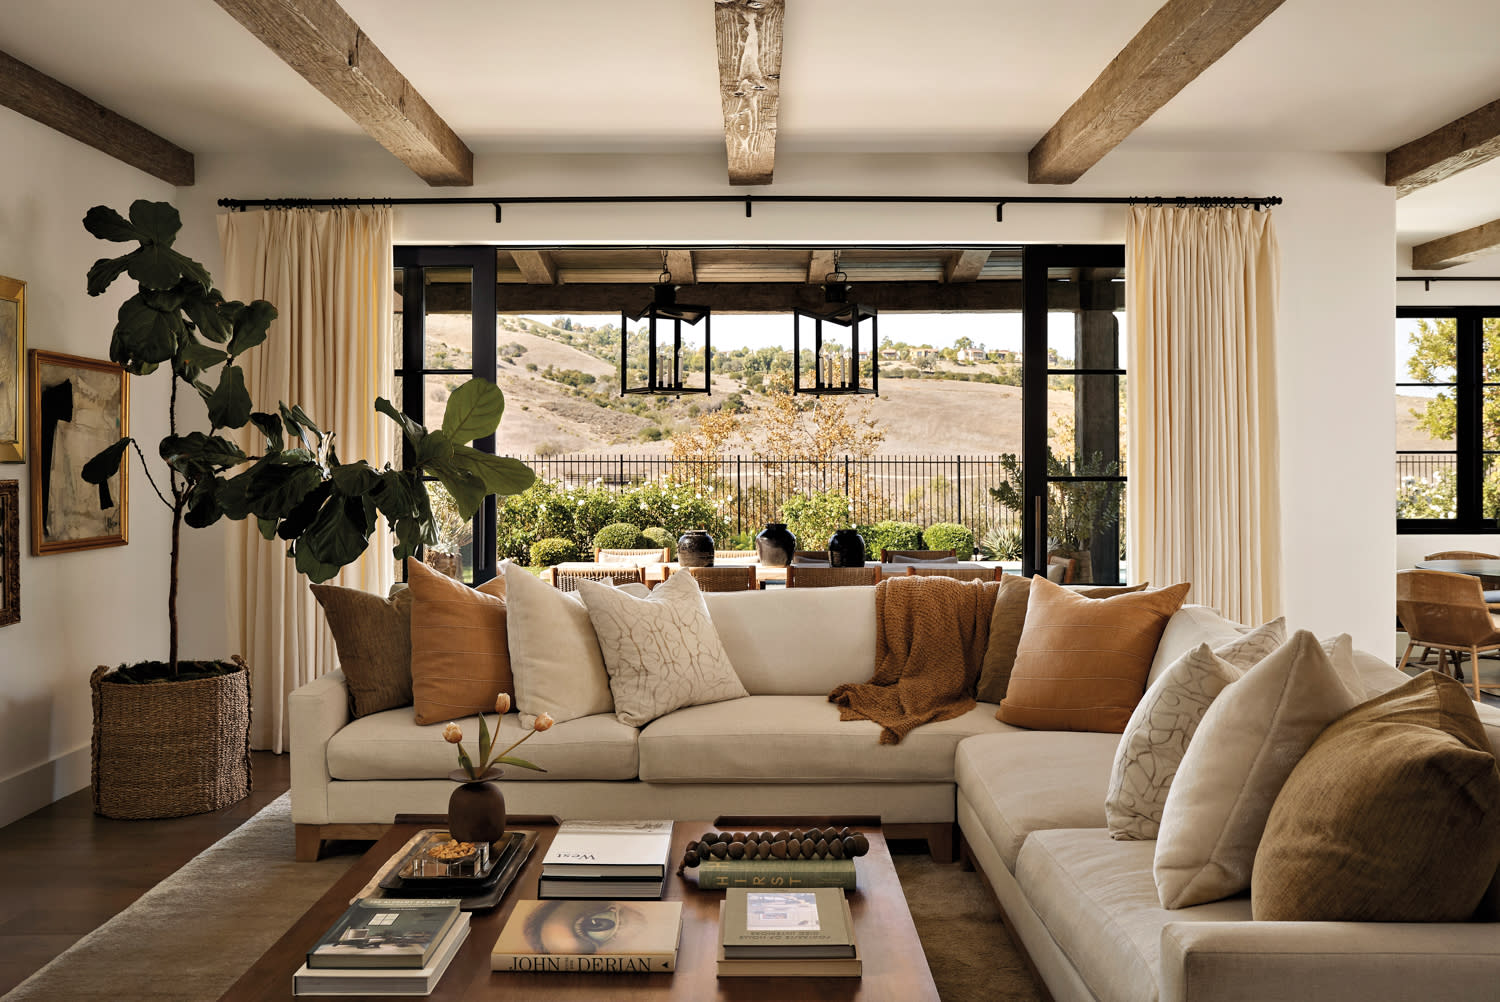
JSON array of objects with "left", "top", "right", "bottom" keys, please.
[{"left": 829, "top": 575, "right": 1001, "bottom": 744}]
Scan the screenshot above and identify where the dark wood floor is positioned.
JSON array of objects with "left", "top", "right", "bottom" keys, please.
[{"left": 0, "top": 750, "right": 293, "bottom": 996}]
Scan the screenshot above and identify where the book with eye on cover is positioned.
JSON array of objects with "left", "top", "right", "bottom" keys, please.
[
  {"left": 721, "top": 887, "right": 855, "bottom": 959},
  {"left": 490, "top": 899, "right": 682, "bottom": 973},
  {"left": 306, "top": 897, "right": 462, "bottom": 969}
]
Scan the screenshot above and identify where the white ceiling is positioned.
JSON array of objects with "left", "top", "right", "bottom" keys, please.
[{"left": 5, "top": 0, "right": 1500, "bottom": 261}]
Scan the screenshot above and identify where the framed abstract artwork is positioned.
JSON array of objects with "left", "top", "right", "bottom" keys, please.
[
  {"left": 0, "top": 276, "right": 23, "bottom": 463},
  {"left": 0, "top": 480, "right": 17, "bottom": 626},
  {"left": 27, "top": 349, "right": 128, "bottom": 555}
]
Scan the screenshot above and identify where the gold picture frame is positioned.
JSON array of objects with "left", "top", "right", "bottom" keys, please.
[
  {"left": 0, "top": 480, "right": 18, "bottom": 626},
  {"left": 28, "top": 349, "right": 129, "bottom": 555},
  {"left": 0, "top": 276, "right": 23, "bottom": 462}
]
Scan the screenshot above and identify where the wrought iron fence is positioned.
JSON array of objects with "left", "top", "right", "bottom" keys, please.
[{"left": 511, "top": 453, "right": 1023, "bottom": 540}]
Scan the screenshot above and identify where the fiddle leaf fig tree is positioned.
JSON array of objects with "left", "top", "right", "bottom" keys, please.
[{"left": 81, "top": 200, "right": 535, "bottom": 678}]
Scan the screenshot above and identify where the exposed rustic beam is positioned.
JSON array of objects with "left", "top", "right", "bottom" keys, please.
[
  {"left": 1029, "top": 0, "right": 1287, "bottom": 184},
  {"left": 511, "top": 250, "right": 558, "bottom": 284},
  {"left": 0, "top": 48, "right": 193, "bottom": 186},
  {"left": 1411, "top": 218, "right": 1500, "bottom": 271},
  {"left": 1387, "top": 98, "right": 1500, "bottom": 197},
  {"left": 943, "top": 250, "right": 990, "bottom": 283},
  {"left": 807, "top": 250, "right": 839, "bottom": 284},
  {"left": 666, "top": 250, "right": 696, "bottom": 284},
  {"left": 715, "top": 0, "right": 784, "bottom": 186},
  {"left": 212, "top": 0, "right": 472, "bottom": 186}
]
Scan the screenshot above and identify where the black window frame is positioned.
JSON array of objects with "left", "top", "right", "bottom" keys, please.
[{"left": 1396, "top": 306, "right": 1496, "bottom": 534}]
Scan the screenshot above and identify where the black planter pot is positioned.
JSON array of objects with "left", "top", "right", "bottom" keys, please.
[
  {"left": 678, "top": 529, "right": 716, "bottom": 567},
  {"left": 828, "top": 528, "right": 867, "bottom": 567},
  {"left": 754, "top": 523, "right": 796, "bottom": 567}
]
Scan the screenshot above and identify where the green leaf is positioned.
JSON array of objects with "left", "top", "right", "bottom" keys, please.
[
  {"left": 414, "top": 429, "right": 454, "bottom": 468},
  {"left": 81, "top": 437, "right": 132, "bottom": 485},
  {"left": 478, "top": 714, "right": 493, "bottom": 771},
  {"left": 184, "top": 478, "right": 225, "bottom": 529},
  {"left": 330, "top": 461, "right": 381, "bottom": 498},
  {"left": 441, "top": 378, "right": 505, "bottom": 445},
  {"left": 128, "top": 199, "right": 182, "bottom": 247},
  {"left": 227, "top": 299, "right": 276, "bottom": 356},
  {"left": 450, "top": 444, "right": 536, "bottom": 498},
  {"left": 249, "top": 412, "right": 283, "bottom": 452},
  {"left": 425, "top": 460, "right": 487, "bottom": 520},
  {"left": 293, "top": 542, "right": 341, "bottom": 583},
  {"left": 207, "top": 364, "right": 252, "bottom": 430},
  {"left": 159, "top": 432, "right": 247, "bottom": 478},
  {"left": 258, "top": 516, "right": 279, "bottom": 540},
  {"left": 176, "top": 338, "right": 229, "bottom": 380},
  {"left": 455, "top": 745, "right": 476, "bottom": 778},
  {"left": 83, "top": 205, "right": 141, "bottom": 243},
  {"left": 299, "top": 496, "right": 372, "bottom": 571},
  {"left": 375, "top": 397, "right": 427, "bottom": 451},
  {"left": 123, "top": 244, "right": 186, "bottom": 291},
  {"left": 114, "top": 294, "right": 181, "bottom": 365},
  {"left": 369, "top": 469, "right": 425, "bottom": 521},
  {"left": 493, "top": 754, "right": 546, "bottom": 773},
  {"left": 237, "top": 461, "right": 325, "bottom": 519},
  {"left": 86, "top": 255, "right": 132, "bottom": 297},
  {"left": 183, "top": 289, "right": 230, "bottom": 343},
  {"left": 274, "top": 482, "right": 332, "bottom": 541},
  {"left": 391, "top": 510, "right": 435, "bottom": 562}
]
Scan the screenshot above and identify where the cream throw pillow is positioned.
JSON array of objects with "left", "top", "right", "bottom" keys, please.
[
  {"left": 576, "top": 570, "right": 748, "bottom": 726},
  {"left": 501, "top": 560, "right": 614, "bottom": 727},
  {"left": 1153, "top": 630, "right": 1361, "bottom": 909},
  {"left": 1105, "top": 618, "right": 1287, "bottom": 840}
]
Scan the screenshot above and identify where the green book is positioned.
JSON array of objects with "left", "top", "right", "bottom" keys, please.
[
  {"left": 307, "top": 898, "right": 462, "bottom": 970},
  {"left": 695, "top": 856, "right": 856, "bottom": 890}
]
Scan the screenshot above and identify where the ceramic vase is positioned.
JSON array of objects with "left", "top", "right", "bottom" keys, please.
[
  {"left": 828, "top": 528, "right": 867, "bottom": 567},
  {"left": 678, "top": 529, "right": 715, "bottom": 567},
  {"left": 754, "top": 522, "right": 796, "bottom": 566},
  {"left": 447, "top": 768, "right": 506, "bottom": 843}
]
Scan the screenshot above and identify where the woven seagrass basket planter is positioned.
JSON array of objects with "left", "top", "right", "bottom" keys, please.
[{"left": 89, "top": 657, "right": 253, "bottom": 819}]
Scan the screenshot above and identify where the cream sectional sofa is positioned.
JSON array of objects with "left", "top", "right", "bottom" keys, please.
[{"left": 289, "top": 586, "right": 1500, "bottom": 1001}]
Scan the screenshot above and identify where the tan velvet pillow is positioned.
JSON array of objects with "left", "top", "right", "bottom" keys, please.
[
  {"left": 976, "top": 577, "right": 1150, "bottom": 704},
  {"left": 1252, "top": 671, "right": 1500, "bottom": 922},
  {"left": 406, "top": 557, "right": 513, "bottom": 725},
  {"left": 310, "top": 581, "right": 414, "bottom": 718},
  {"left": 997, "top": 576, "right": 1189, "bottom": 731}
]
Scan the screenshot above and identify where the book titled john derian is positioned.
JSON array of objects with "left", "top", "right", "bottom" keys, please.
[
  {"left": 539, "top": 819, "right": 674, "bottom": 899},
  {"left": 306, "top": 897, "right": 463, "bottom": 969},
  {"left": 490, "top": 899, "right": 683, "bottom": 973}
]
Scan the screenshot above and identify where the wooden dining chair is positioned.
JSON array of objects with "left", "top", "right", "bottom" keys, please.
[
  {"left": 786, "top": 565, "right": 882, "bottom": 588},
  {"left": 1396, "top": 569, "right": 1499, "bottom": 701},
  {"left": 1422, "top": 550, "right": 1500, "bottom": 610},
  {"left": 666, "top": 564, "right": 758, "bottom": 592},
  {"left": 881, "top": 549, "right": 956, "bottom": 563},
  {"left": 905, "top": 565, "right": 1002, "bottom": 582},
  {"left": 552, "top": 565, "right": 647, "bottom": 593}
]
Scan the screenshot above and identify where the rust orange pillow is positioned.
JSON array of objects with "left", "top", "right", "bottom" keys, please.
[
  {"left": 406, "top": 557, "right": 513, "bottom": 725},
  {"left": 998, "top": 576, "right": 1190, "bottom": 732}
]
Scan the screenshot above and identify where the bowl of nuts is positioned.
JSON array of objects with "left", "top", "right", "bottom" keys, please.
[{"left": 425, "top": 838, "right": 479, "bottom": 864}]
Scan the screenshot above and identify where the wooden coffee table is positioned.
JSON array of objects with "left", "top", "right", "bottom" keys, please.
[{"left": 219, "top": 818, "right": 939, "bottom": 1001}]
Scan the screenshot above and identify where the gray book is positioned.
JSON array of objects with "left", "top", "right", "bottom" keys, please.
[{"left": 721, "top": 887, "right": 856, "bottom": 959}]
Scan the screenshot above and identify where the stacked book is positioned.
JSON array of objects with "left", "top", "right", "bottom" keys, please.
[
  {"left": 491, "top": 899, "right": 684, "bottom": 973},
  {"left": 539, "top": 820, "right": 674, "bottom": 899},
  {"left": 716, "top": 886, "right": 861, "bottom": 977},
  {"left": 293, "top": 897, "right": 469, "bottom": 996}
]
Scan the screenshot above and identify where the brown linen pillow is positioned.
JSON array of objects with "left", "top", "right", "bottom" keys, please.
[
  {"left": 976, "top": 577, "right": 1150, "bottom": 704},
  {"left": 310, "top": 581, "right": 415, "bottom": 718},
  {"left": 406, "top": 557, "right": 513, "bottom": 725},
  {"left": 1252, "top": 671, "right": 1500, "bottom": 921},
  {"left": 997, "top": 576, "right": 1189, "bottom": 731}
]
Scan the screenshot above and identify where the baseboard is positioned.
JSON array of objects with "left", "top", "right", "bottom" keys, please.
[{"left": 0, "top": 745, "right": 90, "bottom": 829}]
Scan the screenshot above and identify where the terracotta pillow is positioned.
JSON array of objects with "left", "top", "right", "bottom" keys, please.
[
  {"left": 310, "top": 581, "right": 414, "bottom": 718},
  {"left": 1252, "top": 671, "right": 1500, "bottom": 921},
  {"left": 406, "top": 558, "right": 512, "bottom": 725},
  {"left": 976, "top": 577, "right": 1150, "bottom": 704},
  {"left": 997, "top": 576, "right": 1189, "bottom": 731}
]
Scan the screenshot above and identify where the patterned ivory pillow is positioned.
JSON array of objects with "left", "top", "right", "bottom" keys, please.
[
  {"left": 1104, "top": 617, "right": 1286, "bottom": 840},
  {"left": 575, "top": 570, "right": 748, "bottom": 726}
]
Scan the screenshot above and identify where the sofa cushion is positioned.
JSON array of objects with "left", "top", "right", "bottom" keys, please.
[
  {"left": 1017, "top": 829, "right": 1251, "bottom": 1002},
  {"left": 954, "top": 730, "right": 1120, "bottom": 871},
  {"left": 1148, "top": 604, "right": 1248, "bottom": 686},
  {"left": 702, "top": 588, "right": 875, "bottom": 695},
  {"left": 327, "top": 709, "right": 640, "bottom": 781},
  {"left": 638, "top": 695, "right": 1012, "bottom": 783}
]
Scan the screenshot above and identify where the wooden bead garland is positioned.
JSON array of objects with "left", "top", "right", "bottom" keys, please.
[{"left": 676, "top": 827, "right": 871, "bottom": 875}]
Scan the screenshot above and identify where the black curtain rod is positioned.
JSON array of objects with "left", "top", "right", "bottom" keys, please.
[
  {"left": 216, "top": 193, "right": 1281, "bottom": 222},
  {"left": 1397, "top": 276, "right": 1500, "bottom": 282}
]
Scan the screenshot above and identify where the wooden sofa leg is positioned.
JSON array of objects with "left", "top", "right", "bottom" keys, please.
[{"left": 295, "top": 824, "right": 325, "bottom": 862}]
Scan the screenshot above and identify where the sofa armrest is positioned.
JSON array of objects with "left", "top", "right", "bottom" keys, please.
[
  {"left": 288, "top": 670, "right": 350, "bottom": 825},
  {"left": 1160, "top": 920, "right": 1500, "bottom": 1002}
]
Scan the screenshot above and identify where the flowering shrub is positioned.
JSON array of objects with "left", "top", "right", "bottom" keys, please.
[
  {"left": 782, "top": 490, "right": 854, "bottom": 553},
  {"left": 615, "top": 480, "right": 730, "bottom": 541}
]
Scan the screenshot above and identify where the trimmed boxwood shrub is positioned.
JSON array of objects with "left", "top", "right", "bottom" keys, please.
[
  {"left": 593, "top": 522, "right": 646, "bottom": 551},
  {"left": 641, "top": 526, "right": 675, "bottom": 558},
  {"left": 923, "top": 522, "right": 975, "bottom": 559},
  {"left": 530, "top": 537, "right": 577, "bottom": 567},
  {"left": 864, "top": 520, "right": 923, "bottom": 560}
]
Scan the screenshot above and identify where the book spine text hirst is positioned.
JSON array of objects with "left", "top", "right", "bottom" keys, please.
[{"left": 696, "top": 858, "right": 856, "bottom": 889}]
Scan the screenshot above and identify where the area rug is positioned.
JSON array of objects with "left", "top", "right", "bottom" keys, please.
[{"left": 3, "top": 795, "right": 1042, "bottom": 1001}]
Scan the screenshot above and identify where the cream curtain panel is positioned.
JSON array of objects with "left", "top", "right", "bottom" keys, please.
[
  {"left": 218, "top": 207, "right": 396, "bottom": 751},
  {"left": 1125, "top": 205, "right": 1281, "bottom": 626}
]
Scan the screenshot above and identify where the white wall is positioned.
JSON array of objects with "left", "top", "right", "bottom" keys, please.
[
  {"left": 170, "top": 146, "right": 1396, "bottom": 663},
  {"left": 0, "top": 107, "right": 177, "bottom": 828}
]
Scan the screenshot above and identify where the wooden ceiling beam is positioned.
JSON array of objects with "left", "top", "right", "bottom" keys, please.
[
  {"left": 0, "top": 48, "right": 193, "bottom": 186},
  {"left": 212, "top": 0, "right": 472, "bottom": 186},
  {"left": 511, "top": 250, "right": 558, "bottom": 284},
  {"left": 665, "top": 250, "right": 696, "bottom": 284},
  {"left": 943, "top": 250, "right": 990, "bottom": 283},
  {"left": 1411, "top": 218, "right": 1500, "bottom": 271},
  {"left": 1387, "top": 98, "right": 1500, "bottom": 197},
  {"left": 715, "top": 0, "right": 784, "bottom": 186},
  {"left": 1028, "top": 0, "right": 1287, "bottom": 184},
  {"left": 807, "top": 250, "right": 839, "bottom": 284}
]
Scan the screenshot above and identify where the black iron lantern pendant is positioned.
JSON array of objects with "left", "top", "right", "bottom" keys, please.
[
  {"left": 793, "top": 261, "right": 878, "bottom": 396},
  {"left": 620, "top": 261, "right": 711, "bottom": 396}
]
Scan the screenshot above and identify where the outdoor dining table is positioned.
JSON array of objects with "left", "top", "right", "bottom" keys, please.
[
  {"left": 1413, "top": 559, "right": 1500, "bottom": 578},
  {"left": 546, "top": 560, "right": 1008, "bottom": 588}
]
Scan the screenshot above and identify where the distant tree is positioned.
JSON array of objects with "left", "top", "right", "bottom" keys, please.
[{"left": 953, "top": 336, "right": 974, "bottom": 352}]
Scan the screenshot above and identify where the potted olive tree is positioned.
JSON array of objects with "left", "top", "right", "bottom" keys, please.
[{"left": 80, "top": 200, "right": 534, "bottom": 818}]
